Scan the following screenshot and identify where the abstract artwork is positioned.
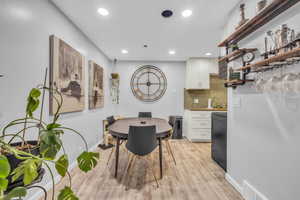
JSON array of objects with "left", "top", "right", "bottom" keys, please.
[
  {"left": 88, "top": 61, "right": 104, "bottom": 109},
  {"left": 50, "top": 35, "right": 85, "bottom": 114}
]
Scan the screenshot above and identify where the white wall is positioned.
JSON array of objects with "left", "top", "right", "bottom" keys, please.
[
  {"left": 223, "top": 1, "right": 300, "bottom": 200},
  {"left": 114, "top": 61, "right": 185, "bottom": 119},
  {"left": 0, "top": 0, "right": 113, "bottom": 198}
]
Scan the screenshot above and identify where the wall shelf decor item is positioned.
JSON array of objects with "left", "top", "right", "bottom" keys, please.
[
  {"left": 236, "top": 3, "right": 249, "bottom": 30},
  {"left": 218, "top": 48, "right": 257, "bottom": 63},
  {"left": 130, "top": 65, "right": 167, "bottom": 102},
  {"left": 237, "top": 47, "right": 300, "bottom": 72},
  {"left": 257, "top": 0, "right": 268, "bottom": 12},
  {"left": 110, "top": 73, "right": 120, "bottom": 104},
  {"left": 218, "top": 0, "right": 300, "bottom": 48},
  {"left": 50, "top": 35, "right": 85, "bottom": 114},
  {"left": 88, "top": 61, "right": 104, "bottom": 109},
  {"left": 218, "top": 59, "right": 228, "bottom": 80}
]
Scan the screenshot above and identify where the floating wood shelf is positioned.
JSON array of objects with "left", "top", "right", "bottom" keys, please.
[
  {"left": 237, "top": 47, "right": 300, "bottom": 71},
  {"left": 218, "top": 0, "right": 300, "bottom": 47},
  {"left": 224, "top": 79, "right": 254, "bottom": 89},
  {"left": 225, "top": 79, "right": 254, "bottom": 84},
  {"left": 218, "top": 48, "right": 257, "bottom": 63}
]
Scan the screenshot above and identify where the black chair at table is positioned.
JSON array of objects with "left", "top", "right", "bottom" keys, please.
[
  {"left": 124, "top": 125, "right": 159, "bottom": 190},
  {"left": 107, "top": 116, "right": 116, "bottom": 126},
  {"left": 138, "top": 112, "right": 152, "bottom": 118}
]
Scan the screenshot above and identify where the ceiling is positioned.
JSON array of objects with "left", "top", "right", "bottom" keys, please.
[{"left": 51, "top": 0, "right": 240, "bottom": 61}]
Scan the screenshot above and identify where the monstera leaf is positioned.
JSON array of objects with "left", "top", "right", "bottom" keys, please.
[
  {"left": 2, "top": 187, "right": 27, "bottom": 200},
  {"left": 26, "top": 88, "right": 41, "bottom": 117},
  {"left": 40, "top": 130, "right": 62, "bottom": 160},
  {"left": 0, "top": 156, "right": 10, "bottom": 193},
  {"left": 55, "top": 155, "right": 69, "bottom": 177},
  {"left": 0, "top": 156, "right": 10, "bottom": 179},
  {"left": 11, "top": 159, "right": 41, "bottom": 185},
  {"left": 58, "top": 186, "right": 79, "bottom": 200},
  {"left": 0, "top": 179, "right": 8, "bottom": 193},
  {"left": 46, "top": 123, "right": 61, "bottom": 130},
  {"left": 77, "top": 152, "right": 99, "bottom": 173}
]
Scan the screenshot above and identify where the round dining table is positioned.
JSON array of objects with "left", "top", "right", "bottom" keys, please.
[{"left": 109, "top": 117, "right": 172, "bottom": 178}]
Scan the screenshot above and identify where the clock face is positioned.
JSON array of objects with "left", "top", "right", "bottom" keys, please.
[
  {"left": 130, "top": 65, "right": 167, "bottom": 102},
  {"left": 243, "top": 52, "right": 255, "bottom": 63}
]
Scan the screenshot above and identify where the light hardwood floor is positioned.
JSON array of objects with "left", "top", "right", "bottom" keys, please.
[{"left": 43, "top": 140, "right": 243, "bottom": 200}]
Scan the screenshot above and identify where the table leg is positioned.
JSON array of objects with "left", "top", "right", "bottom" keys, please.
[
  {"left": 159, "top": 138, "right": 163, "bottom": 179},
  {"left": 115, "top": 137, "right": 120, "bottom": 178}
]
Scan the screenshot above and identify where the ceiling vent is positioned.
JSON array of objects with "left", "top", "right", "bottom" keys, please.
[{"left": 161, "top": 10, "right": 173, "bottom": 18}]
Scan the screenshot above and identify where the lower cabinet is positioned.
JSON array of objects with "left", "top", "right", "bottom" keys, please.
[{"left": 183, "top": 110, "right": 215, "bottom": 142}]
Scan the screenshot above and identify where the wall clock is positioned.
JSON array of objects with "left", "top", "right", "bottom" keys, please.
[
  {"left": 130, "top": 65, "right": 167, "bottom": 102},
  {"left": 242, "top": 52, "right": 255, "bottom": 64}
]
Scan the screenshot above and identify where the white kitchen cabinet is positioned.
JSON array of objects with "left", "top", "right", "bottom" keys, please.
[
  {"left": 185, "top": 58, "right": 218, "bottom": 90},
  {"left": 184, "top": 110, "right": 226, "bottom": 142}
]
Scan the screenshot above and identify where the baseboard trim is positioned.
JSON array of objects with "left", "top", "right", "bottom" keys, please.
[
  {"left": 243, "top": 180, "right": 269, "bottom": 200},
  {"left": 225, "top": 173, "right": 243, "bottom": 195},
  {"left": 28, "top": 140, "right": 102, "bottom": 200}
]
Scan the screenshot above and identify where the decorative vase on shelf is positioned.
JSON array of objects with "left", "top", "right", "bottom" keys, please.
[{"left": 257, "top": 0, "right": 267, "bottom": 13}]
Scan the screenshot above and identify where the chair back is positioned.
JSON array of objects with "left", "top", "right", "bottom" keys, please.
[
  {"left": 138, "top": 112, "right": 152, "bottom": 118},
  {"left": 126, "top": 125, "right": 158, "bottom": 156},
  {"left": 107, "top": 116, "right": 116, "bottom": 126}
]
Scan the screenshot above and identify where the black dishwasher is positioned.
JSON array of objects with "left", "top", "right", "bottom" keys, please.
[{"left": 211, "top": 112, "right": 227, "bottom": 171}]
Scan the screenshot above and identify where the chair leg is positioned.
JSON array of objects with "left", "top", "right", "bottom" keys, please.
[
  {"left": 125, "top": 155, "right": 137, "bottom": 190},
  {"left": 166, "top": 140, "right": 177, "bottom": 165},
  {"left": 147, "top": 154, "right": 159, "bottom": 188},
  {"left": 106, "top": 144, "right": 115, "bottom": 166}
]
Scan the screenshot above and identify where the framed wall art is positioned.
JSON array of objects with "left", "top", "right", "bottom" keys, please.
[
  {"left": 49, "top": 35, "right": 85, "bottom": 114},
  {"left": 88, "top": 60, "right": 104, "bottom": 109}
]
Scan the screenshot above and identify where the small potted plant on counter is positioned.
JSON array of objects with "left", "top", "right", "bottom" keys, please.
[{"left": 0, "top": 70, "right": 100, "bottom": 199}]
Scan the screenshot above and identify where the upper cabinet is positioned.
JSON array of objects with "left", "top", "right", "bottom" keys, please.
[{"left": 185, "top": 58, "right": 218, "bottom": 90}]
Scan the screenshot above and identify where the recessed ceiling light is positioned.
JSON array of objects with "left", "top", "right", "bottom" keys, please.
[
  {"left": 121, "top": 49, "right": 128, "bottom": 54},
  {"left": 182, "top": 9, "right": 192, "bottom": 18},
  {"left": 205, "top": 52, "right": 212, "bottom": 56},
  {"left": 169, "top": 50, "right": 176, "bottom": 55},
  {"left": 97, "top": 8, "right": 109, "bottom": 16}
]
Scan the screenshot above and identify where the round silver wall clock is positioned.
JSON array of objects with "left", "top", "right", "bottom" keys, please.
[{"left": 130, "top": 65, "right": 167, "bottom": 102}]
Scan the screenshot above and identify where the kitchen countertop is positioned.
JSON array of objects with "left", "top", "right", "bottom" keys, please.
[{"left": 186, "top": 108, "right": 227, "bottom": 111}]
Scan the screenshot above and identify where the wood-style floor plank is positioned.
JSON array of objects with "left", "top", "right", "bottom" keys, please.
[{"left": 42, "top": 140, "right": 243, "bottom": 200}]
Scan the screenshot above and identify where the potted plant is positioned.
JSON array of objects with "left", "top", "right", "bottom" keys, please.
[{"left": 0, "top": 70, "right": 100, "bottom": 199}]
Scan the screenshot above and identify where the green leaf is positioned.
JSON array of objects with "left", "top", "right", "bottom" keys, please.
[
  {"left": 58, "top": 186, "right": 79, "bottom": 200},
  {"left": 0, "top": 156, "right": 10, "bottom": 179},
  {"left": 11, "top": 159, "right": 40, "bottom": 185},
  {"left": 26, "top": 88, "right": 41, "bottom": 117},
  {"left": 55, "top": 155, "right": 69, "bottom": 177},
  {"left": 29, "top": 88, "right": 41, "bottom": 98},
  {"left": 0, "top": 178, "right": 8, "bottom": 191},
  {"left": 77, "top": 152, "right": 99, "bottom": 173},
  {"left": 40, "top": 130, "right": 62, "bottom": 160},
  {"left": 47, "top": 123, "right": 61, "bottom": 130},
  {"left": 2, "top": 187, "right": 27, "bottom": 200}
]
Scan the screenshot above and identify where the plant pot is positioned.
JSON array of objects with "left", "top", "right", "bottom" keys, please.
[{"left": 5, "top": 140, "right": 41, "bottom": 185}]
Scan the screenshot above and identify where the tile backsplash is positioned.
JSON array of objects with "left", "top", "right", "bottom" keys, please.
[{"left": 184, "top": 75, "right": 227, "bottom": 109}]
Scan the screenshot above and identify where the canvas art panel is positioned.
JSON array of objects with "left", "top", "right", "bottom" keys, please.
[
  {"left": 89, "top": 61, "right": 104, "bottom": 109},
  {"left": 50, "top": 35, "right": 85, "bottom": 114}
]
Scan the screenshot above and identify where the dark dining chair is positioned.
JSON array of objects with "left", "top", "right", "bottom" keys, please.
[
  {"left": 107, "top": 116, "right": 116, "bottom": 126},
  {"left": 138, "top": 112, "right": 152, "bottom": 118},
  {"left": 124, "top": 125, "right": 159, "bottom": 190}
]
